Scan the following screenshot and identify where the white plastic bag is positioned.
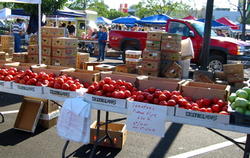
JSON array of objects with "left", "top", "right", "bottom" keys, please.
[{"left": 57, "top": 98, "right": 91, "bottom": 144}]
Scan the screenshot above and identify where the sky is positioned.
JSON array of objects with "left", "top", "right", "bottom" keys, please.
[{"left": 103, "top": 0, "right": 239, "bottom": 10}]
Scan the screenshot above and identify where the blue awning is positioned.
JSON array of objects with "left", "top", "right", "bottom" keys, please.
[
  {"left": 96, "top": 17, "right": 112, "bottom": 25},
  {"left": 197, "top": 18, "right": 227, "bottom": 27},
  {"left": 112, "top": 16, "right": 139, "bottom": 24},
  {"left": 136, "top": 14, "right": 172, "bottom": 25}
]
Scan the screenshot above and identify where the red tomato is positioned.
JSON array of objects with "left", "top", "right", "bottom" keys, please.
[
  {"left": 83, "top": 82, "right": 90, "bottom": 88},
  {"left": 42, "top": 74, "right": 49, "bottom": 80},
  {"left": 23, "top": 75, "right": 30, "bottom": 82},
  {"left": 108, "top": 84, "right": 115, "bottom": 92},
  {"left": 70, "top": 84, "right": 77, "bottom": 91},
  {"left": 25, "top": 69, "right": 33, "bottom": 76},
  {"left": 148, "top": 87, "right": 156, "bottom": 94},
  {"left": 221, "top": 105, "right": 228, "bottom": 112},
  {"left": 172, "top": 91, "right": 180, "bottom": 96},
  {"left": 211, "top": 104, "right": 221, "bottom": 113},
  {"left": 19, "top": 79, "right": 26, "bottom": 84},
  {"left": 219, "top": 111, "right": 229, "bottom": 115},
  {"left": 9, "top": 67, "right": 17, "bottom": 72},
  {"left": 206, "top": 108, "right": 213, "bottom": 113},
  {"left": 104, "top": 77, "right": 112, "bottom": 84},
  {"left": 163, "top": 90, "right": 171, "bottom": 99},
  {"left": 125, "top": 82, "right": 133, "bottom": 91},
  {"left": 159, "top": 94, "right": 167, "bottom": 101},
  {"left": 196, "top": 99, "right": 204, "bottom": 108},
  {"left": 170, "top": 95, "right": 179, "bottom": 102},
  {"left": 106, "top": 92, "right": 112, "bottom": 97},
  {"left": 62, "top": 83, "right": 70, "bottom": 90},
  {"left": 167, "top": 99, "right": 177, "bottom": 106},
  {"left": 4, "top": 76, "right": 12, "bottom": 81},
  {"left": 29, "top": 78, "right": 37, "bottom": 85},
  {"left": 192, "top": 106, "right": 199, "bottom": 111},
  {"left": 146, "top": 94, "right": 154, "bottom": 102},
  {"left": 154, "top": 90, "right": 162, "bottom": 98},
  {"left": 143, "top": 100, "right": 149, "bottom": 103},
  {"left": 109, "top": 80, "right": 116, "bottom": 85},
  {"left": 142, "top": 92, "right": 150, "bottom": 98},
  {"left": 199, "top": 108, "right": 207, "bottom": 112},
  {"left": 203, "top": 98, "right": 211, "bottom": 107},
  {"left": 1, "top": 69, "right": 8, "bottom": 76},
  {"left": 8, "top": 70, "right": 16, "bottom": 76},
  {"left": 103, "top": 84, "right": 110, "bottom": 92},
  {"left": 117, "top": 91, "right": 125, "bottom": 99},
  {"left": 54, "top": 82, "right": 62, "bottom": 89},
  {"left": 212, "top": 97, "right": 219, "bottom": 104},
  {"left": 95, "top": 90, "right": 103, "bottom": 96},
  {"left": 112, "top": 91, "right": 119, "bottom": 98},
  {"left": 66, "top": 80, "right": 74, "bottom": 85},
  {"left": 185, "top": 103, "right": 192, "bottom": 109},
  {"left": 119, "top": 85, "right": 126, "bottom": 91},
  {"left": 56, "top": 78, "right": 64, "bottom": 85},
  {"left": 124, "top": 90, "right": 131, "bottom": 98},
  {"left": 36, "top": 82, "right": 43, "bottom": 86},
  {"left": 159, "top": 101, "right": 168, "bottom": 106},
  {"left": 217, "top": 100, "right": 225, "bottom": 108},
  {"left": 48, "top": 81, "right": 55, "bottom": 88},
  {"left": 98, "top": 80, "right": 105, "bottom": 87},
  {"left": 153, "top": 98, "right": 159, "bottom": 104},
  {"left": 116, "top": 80, "right": 123, "bottom": 86},
  {"left": 184, "top": 96, "right": 193, "bottom": 102},
  {"left": 136, "top": 94, "right": 144, "bottom": 102}
]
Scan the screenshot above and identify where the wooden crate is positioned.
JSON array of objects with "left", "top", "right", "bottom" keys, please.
[
  {"left": 147, "top": 32, "right": 162, "bottom": 41},
  {"left": 142, "top": 49, "right": 161, "bottom": 61},
  {"left": 52, "top": 37, "right": 78, "bottom": 48}
]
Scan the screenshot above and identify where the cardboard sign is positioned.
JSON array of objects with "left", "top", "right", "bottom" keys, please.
[
  {"left": 126, "top": 101, "right": 167, "bottom": 137},
  {"left": 0, "top": 81, "right": 13, "bottom": 89},
  {"left": 13, "top": 83, "right": 43, "bottom": 96}
]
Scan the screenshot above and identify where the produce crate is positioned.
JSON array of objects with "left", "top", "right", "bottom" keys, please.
[
  {"left": 31, "top": 65, "right": 75, "bottom": 76},
  {"left": 142, "top": 49, "right": 161, "bottom": 61},
  {"left": 100, "top": 71, "right": 138, "bottom": 85},
  {"left": 12, "top": 52, "right": 28, "bottom": 63},
  {"left": 0, "top": 51, "right": 6, "bottom": 60},
  {"left": 42, "top": 27, "right": 67, "bottom": 37},
  {"left": 42, "top": 37, "right": 52, "bottom": 47},
  {"left": 52, "top": 48, "right": 77, "bottom": 57},
  {"left": 29, "top": 35, "right": 37, "bottom": 45},
  {"left": 175, "top": 107, "right": 230, "bottom": 124},
  {"left": 137, "top": 76, "right": 184, "bottom": 91},
  {"left": 115, "top": 64, "right": 128, "bottom": 73},
  {"left": 223, "top": 64, "right": 244, "bottom": 83},
  {"left": 138, "top": 68, "right": 159, "bottom": 77},
  {"left": 147, "top": 32, "right": 162, "bottom": 41},
  {"left": 42, "top": 46, "right": 52, "bottom": 56},
  {"left": 161, "top": 41, "right": 182, "bottom": 52},
  {"left": 27, "top": 54, "right": 38, "bottom": 64},
  {"left": 63, "top": 69, "right": 100, "bottom": 83},
  {"left": 180, "top": 81, "right": 230, "bottom": 101},
  {"left": 161, "top": 33, "right": 182, "bottom": 42},
  {"left": 52, "top": 37, "right": 78, "bottom": 48},
  {"left": 141, "top": 60, "right": 160, "bottom": 71},
  {"left": 51, "top": 57, "right": 76, "bottom": 68},
  {"left": 90, "top": 121, "right": 127, "bottom": 149},
  {"left": 28, "top": 45, "right": 38, "bottom": 55},
  {"left": 125, "top": 58, "right": 141, "bottom": 67},
  {"left": 125, "top": 50, "right": 142, "bottom": 59},
  {"left": 146, "top": 40, "right": 161, "bottom": 50},
  {"left": 76, "top": 52, "right": 89, "bottom": 68},
  {"left": 161, "top": 51, "right": 182, "bottom": 61},
  {"left": 42, "top": 56, "right": 52, "bottom": 65}
]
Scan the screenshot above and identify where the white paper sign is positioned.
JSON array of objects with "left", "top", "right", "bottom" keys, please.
[{"left": 126, "top": 101, "right": 167, "bottom": 137}]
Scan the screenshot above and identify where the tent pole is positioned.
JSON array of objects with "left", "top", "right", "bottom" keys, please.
[{"left": 38, "top": 3, "right": 42, "bottom": 65}]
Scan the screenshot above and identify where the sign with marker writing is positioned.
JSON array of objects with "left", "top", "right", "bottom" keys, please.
[{"left": 126, "top": 101, "right": 167, "bottom": 137}]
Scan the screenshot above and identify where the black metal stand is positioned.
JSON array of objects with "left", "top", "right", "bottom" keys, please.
[
  {"left": 207, "top": 128, "right": 250, "bottom": 158},
  {"left": 61, "top": 110, "right": 126, "bottom": 158},
  {"left": 0, "top": 112, "right": 4, "bottom": 123}
]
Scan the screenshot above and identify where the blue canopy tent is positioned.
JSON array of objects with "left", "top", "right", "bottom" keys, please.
[
  {"left": 112, "top": 15, "right": 139, "bottom": 24},
  {"left": 96, "top": 17, "right": 111, "bottom": 25},
  {"left": 136, "top": 14, "right": 172, "bottom": 25},
  {"left": 197, "top": 18, "right": 228, "bottom": 28},
  {"left": 53, "top": 9, "right": 86, "bottom": 18}
]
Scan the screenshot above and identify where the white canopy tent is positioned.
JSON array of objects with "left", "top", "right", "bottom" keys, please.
[
  {"left": 0, "top": 0, "right": 42, "bottom": 64},
  {"left": 0, "top": 8, "right": 30, "bottom": 19}
]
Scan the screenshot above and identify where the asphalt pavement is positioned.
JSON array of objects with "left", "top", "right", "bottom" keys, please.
[{"left": 0, "top": 57, "right": 249, "bottom": 158}]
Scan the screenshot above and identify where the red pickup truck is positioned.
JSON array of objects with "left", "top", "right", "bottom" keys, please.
[{"left": 109, "top": 19, "right": 250, "bottom": 71}]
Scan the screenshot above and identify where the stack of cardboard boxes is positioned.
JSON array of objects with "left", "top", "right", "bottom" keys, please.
[
  {"left": 12, "top": 52, "right": 28, "bottom": 63},
  {"left": 42, "top": 37, "right": 52, "bottom": 65},
  {"left": 140, "top": 32, "right": 162, "bottom": 76},
  {"left": 29, "top": 35, "right": 37, "bottom": 45},
  {"left": 1, "top": 35, "right": 14, "bottom": 57},
  {"left": 125, "top": 50, "right": 142, "bottom": 73},
  {"left": 76, "top": 52, "right": 90, "bottom": 69},
  {"left": 27, "top": 45, "right": 38, "bottom": 63},
  {"left": 51, "top": 37, "right": 78, "bottom": 67}
]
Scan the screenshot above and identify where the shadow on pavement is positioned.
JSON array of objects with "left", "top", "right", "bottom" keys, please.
[
  {"left": 0, "top": 126, "right": 46, "bottom": 146},
  {"left": 148, "top": 123, "right": 183, "bottom": 158},
  {"left": 69, "top": 144, "right": 121, "bottom": 158},
  {"left": 0, "top": 93, "right": 23, "bottom": 107}
]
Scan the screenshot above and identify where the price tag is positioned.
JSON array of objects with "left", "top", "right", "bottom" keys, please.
[{"left": 126, "top": 101, "right": 167, "bottom": 137}]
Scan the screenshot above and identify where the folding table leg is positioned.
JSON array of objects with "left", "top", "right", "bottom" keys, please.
[
  {"left": 62, "top": 140, "right": 70, "bottom": 158},
  {"left": 0, "top": 112, "right": 4, "bottom": 123},
  {"left": 243, "top": 134, "right": 250, "bottom": 158},
  {"left": 105, "top": 112, "right": 113, "bottom": 145}
]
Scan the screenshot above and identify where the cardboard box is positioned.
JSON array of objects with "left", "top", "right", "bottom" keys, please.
[
  {"left": 27, "top": 54, "right": 38, "bottom": 64},
  {"left": 42, "top": 27, "right": 67, "bottom": 37},
  {"left": 39, "top": 110, "right": 59, "bottom": 129},
  {"left": 12, "top": 52, "right": 28, "bottom": 63},
  {"left": 42, "top": 56, "right": 52, "bottom": 65},
  {"left": 0, "top": 51, "right": 6, "bottom": 60},
  {"left": 31, "top": 65, "right": 75, "bottom": 76},
  {"left": 29, "top": 35, "right": 37, "bottom": 45},
  {"left": 77, "top": 52, "right": 89, "bottom": 63},
  {"left": 1, "top": 35, "right": 14, "bottom": 49},
  {"left": 161, "top": 52, "right": 182, "bottom": 61},
  {"left": 142, "top": 49, "right": 161, "bottom": 61},
  {"left": 146, "top": 40, "right": 161, "bottom": 50},
  {"left": 161, "top": 41, "right": 182, "bottom": 52},
  {"left": 115, "top": 64, "right": 128, "bottom": 73},
  {"left": 125, "top": 50, "right": 142, "bottom": 59},
  {"left": 3, "top": 48, "right": 14, "bottom": 54},
  {"left": 51, "top": 57, "right": 76, "bottom": 67},
  {"left": 52, "top": 37, "right": 78, "bottom": 48},
  {"left": 161, "top": 33, "right": 182, "bottom": 42},
  {"left": 28, "top": 45, "right": 38, "bottom": 55},
  {"left": 175, "top": 107, "right": 230, "bottom": 124},
  {"left": 4, "top": 62, "right": 35, "bottom": 71},
  {"left": 42, "top": 46, "right": 52, "bottom": 56},
  {"left": 14, "top": 98, "right": 44, "bottom": 133},
  {"left": 95, "top": 64, "right": 116, "bottom": 71},
  {"left": 141, "top": 61, "right": 160, "bottom": 71},
  {"left": 42, "top": 37, "right": 52, "bottom": 46},
  {"left": 138, "top": 69, "right": 159, "bottom": 77},
  {"left": 147, "top": 32, "right": 162, "bottom": 41},
  {"left": 90, "top": 121, "right": 127, "bottom": 148},
  {"left": 223, "top": 64, "right": 244, "bottom": 83},
  {"left": 126, "top": 58, "right": 141, "bottom": 67},
  {"left": 101, "top": 71, "right": 138, "bottom": 85},
  {"left": 137, "top": 76, "right": 184, "bottom": 91},
  {"left": 180, "top": 81, "right": 230, "bottom": 101},
  {"left": 63, "top": 69, "right": 100, "bottom": 83},
  {"left": 13, "top": 83, "right": 44, "bottom": 96},
  {"left": 52, "top": 48, "right": 77, "bottom": 57}
]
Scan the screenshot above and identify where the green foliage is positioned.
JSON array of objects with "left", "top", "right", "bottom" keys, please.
[
  {"left": 67, "top": 0, "right": 93, "bottom": 10},
  {"left": 108, "top": 9, "right": 128, "bottom": 20}
]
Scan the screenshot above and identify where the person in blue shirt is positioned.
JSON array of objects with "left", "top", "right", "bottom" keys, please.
[{"left": 97, "top": 26, "right": 108, "bottom": 61}]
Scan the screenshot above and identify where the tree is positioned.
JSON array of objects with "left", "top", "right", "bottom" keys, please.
[
  {"left": 108, "top": 9, "right": 128, "bottom": 20},
  {"left": 67, "top": 0, "right": 94, "bottom": 10},
  {"left": 87, "top": 1, "right": 109, "bottom": 17}
]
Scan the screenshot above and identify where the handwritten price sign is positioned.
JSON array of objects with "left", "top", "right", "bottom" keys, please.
[{"left": 126, "top": 101, "right": 167, "bottom": 137}]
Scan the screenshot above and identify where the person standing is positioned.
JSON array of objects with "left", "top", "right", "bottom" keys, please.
[
  {"left": 12, "top": 19, "right": 23, "bottom": 53},
  {"left": 97, "top": 26, "right": 108, "bottom": 62},
  {"left": 67, "top": 21, "right": 75, "bottom": 36}
]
